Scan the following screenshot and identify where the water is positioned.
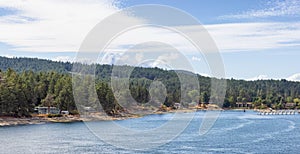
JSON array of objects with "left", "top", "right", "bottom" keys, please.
[{"left": 1, "top": 111, "right": 300, "bottom": 153}]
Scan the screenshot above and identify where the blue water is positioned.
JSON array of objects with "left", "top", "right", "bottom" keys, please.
[{"left": 1, "top": 111, "right": 300, "bottom": 153}]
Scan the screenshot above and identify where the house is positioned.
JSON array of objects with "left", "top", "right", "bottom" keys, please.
[
  {"left": 35, "top": 107, "right": 59, "bottom": 114},
  {"left": 285, "top": 103, "right": 296, "bottom": 108}
]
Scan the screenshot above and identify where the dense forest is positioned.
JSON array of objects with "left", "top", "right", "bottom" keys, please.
[{"left": 0, "top": 56, "right": 300, "bottom": 117}]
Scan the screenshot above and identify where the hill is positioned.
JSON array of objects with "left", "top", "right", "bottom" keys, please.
[
  {"left": 0, "top": 56, "right": 72, "bottom": 73},
  {"left": 0, "top": 56, "right": 300, "bottom": 117}
]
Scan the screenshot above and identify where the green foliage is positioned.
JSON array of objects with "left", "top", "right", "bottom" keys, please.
[
  {"left": 0, "top": 56, "right": 72, "bottom": 73},
  {"left": 1, "top": 56, "right": 300, "bottom": 117},
  {"left": 294, "top": 98, "right": 300, "bottom": 105},
  {"left": 202, "top": 92, "right": 210, "bottom": 104}
]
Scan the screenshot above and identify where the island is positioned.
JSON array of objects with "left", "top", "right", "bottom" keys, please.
[{"left": 1, "top": 56, "right": 300, "bottom": 127}]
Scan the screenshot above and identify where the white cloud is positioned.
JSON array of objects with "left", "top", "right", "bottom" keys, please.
[
  {"left": 103, "top": 22, "right": 300, "bottom": 53},
  {"left": 205, "top": 22, "right": 300, "bottom": 52},
  {"left": 0, "top": 0, "right": 120, "bottom": 52},
  {"left": 198, "top": 73, "right": 211, "bottom": 77},
  {"left": 135, "top": 53, "right": 144, "bottom": 64},
  {"left": 287, "top": 73, "right": 300, "bottom": 82},
  {"left": 3, "top": 54, "right": 15, "bottom": 58},
  {"left": 246, "top": 75, "right": 270, "bottom": 81},
  {"left": 1, "top": 1, "right": 300, "bottom": 54},
  {"left": 240, "top": 73, "right": 300, "bottom": 82},
  {"left": 104, "top": 26, "right": 200, "bottom": 54},
  {"left": 220, "top": 0, "right": 300, "bottom": 19},
  {"left": 52, "top": 56, "right": 74, "bottom": 62},
  {"left": 151, "top": 53, "right": 179, "bottom": 68},
  {"left": 191, "top": 56, "right": 201, "bottom": 62},
  {"left": 101, "top": 53, "right": 124, "bottom": 65}
]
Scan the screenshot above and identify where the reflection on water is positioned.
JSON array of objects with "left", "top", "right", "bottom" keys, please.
[{"left": 1, "top": 111, "right": 300, "bottom": 153}]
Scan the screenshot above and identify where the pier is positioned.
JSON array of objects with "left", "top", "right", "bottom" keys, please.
[{"left": 257, "top": 110, "right": 298, "bottom": 115}]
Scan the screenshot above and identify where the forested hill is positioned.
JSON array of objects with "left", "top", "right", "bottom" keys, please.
[
  {"left": 1, "top": 56, "right": 300, "bottom": 117},
  {"left": 0, "top": 56, "right": 72, "bottom": 73}
]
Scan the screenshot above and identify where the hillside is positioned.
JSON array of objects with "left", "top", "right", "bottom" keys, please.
[
  {"left": 0, "top": 56, "right": 300, "bottom": 117},
  {"left": 0, "top": 56, "right": 72, "bottom": 73}
]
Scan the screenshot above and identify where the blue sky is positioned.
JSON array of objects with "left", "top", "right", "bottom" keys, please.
[
  {"left": 122, "top": 0, "right": 265, "bottom": 24},
  {"left": 0, "top": 0, "right": 300, "bottom": 81}
]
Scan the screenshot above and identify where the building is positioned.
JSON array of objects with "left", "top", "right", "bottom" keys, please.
[
  {"left": 35, "top": 107, "right": 59, "bottom": 114},
  {"left": 285, "top": 103, "right": 296, "bottom": 108},
  {"left": 174, "top": 103, "right": 181, "bottom": 109},
  {"left": 236, "top": 102, "right": 252, "bottom": 108},
  {"left": 61, "top": 110, "right": 69, "bottom": 115}
]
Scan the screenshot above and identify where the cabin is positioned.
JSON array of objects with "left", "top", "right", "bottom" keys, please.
[{"left": 35, "top": 107, "right": 59, "bottom": 114}]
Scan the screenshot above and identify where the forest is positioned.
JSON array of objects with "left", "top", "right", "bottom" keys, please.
[{"left": 0, "top": 56, "right": 300, "bottom": 117}]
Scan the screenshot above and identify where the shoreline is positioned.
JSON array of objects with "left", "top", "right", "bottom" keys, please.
[
  {"left": 0, "top": 117, "right": 48, "bottom": 127},
  {"left": 0, "top": 108, "right": 255, "bottom": 127},
  {"left": 0, "top": 114, "right": 141, "bottom": 127},
  {"left": 0, "top": 111, "right": 149, "bottom": 127}
]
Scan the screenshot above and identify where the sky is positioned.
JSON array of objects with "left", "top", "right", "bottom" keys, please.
[{"left": 0, "top": 0, "right": 300, "bottom": 81}]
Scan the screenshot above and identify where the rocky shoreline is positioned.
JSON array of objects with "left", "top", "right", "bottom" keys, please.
[
  {"left": 0, "top": 114, "right": 140, "bottom": 127},
  {"left": 0, "top": 107, "right": 223, "bottom": 127},
  {"left": 0, "top": 117, "right": 48, "bottom": 127}
]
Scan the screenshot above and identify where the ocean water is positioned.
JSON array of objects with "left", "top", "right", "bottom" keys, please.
[{"left": 1, "top": 111, "right": 300, "bottom": 153}]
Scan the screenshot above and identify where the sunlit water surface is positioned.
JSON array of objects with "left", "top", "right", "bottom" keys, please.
[{"left": 1, "top": 111, "right": 300, "bottom": 153}]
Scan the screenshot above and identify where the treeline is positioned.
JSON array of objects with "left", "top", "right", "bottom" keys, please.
[
  {"left": 0, "top": 56, "right": 72, "bottom": 73},
  {"left": 96, "top": 65, "right": 300, "bottom": 109},
  {"left": 0, "top": 57, "right": 300, "bottom": 117},
  {"left": 0, "top": 69, "right": 73, "bottom": 116},
  {"left": 225, "top": 79, "right": 300, "bottom": 109},
  {"left": 0, "top": 68, "right": 126, "bottom": 117}
]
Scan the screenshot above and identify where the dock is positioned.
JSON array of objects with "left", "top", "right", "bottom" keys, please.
[{"left": 257, "top": 110, "right": 298, "bottom": 115}]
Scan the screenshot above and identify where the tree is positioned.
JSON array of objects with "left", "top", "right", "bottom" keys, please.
[
  {"left": 188, "top": 90, "right": 200, "bottom": 103},
  {"left": 286, "top": 96, "right": 293, "bottom": 103},
  {"left": 1, "top": 57, "right": 300, "bottom": 117},
  {"left": 202, "top": 92, "right": 210, "bottom": 104},
  {"left": 293, "top": 98, "right": 300, "bottom": 107},
  {"left": 41, "top": 94, "right": 55, "bottom": 114}
]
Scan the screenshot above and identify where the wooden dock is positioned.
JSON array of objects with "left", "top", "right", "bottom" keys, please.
[{"left": 257, "top": 110, "right": 298, "bottom": 115}]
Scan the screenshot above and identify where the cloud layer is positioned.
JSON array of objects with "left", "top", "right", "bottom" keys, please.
[
  {"left": 205, "top": 22, "right": 300, "bottom": 52},
  {"left": 1, "top": 1, "right": 300, "bottom": 53},
  {"left": 0, "top": 0, "right": 119, "bottom": 52},
  {"left": 245, "top": 73, "right": 300, "bottom": 82},
  {"left": 105, "top": 22, "right": 300, "bottom": 53}
]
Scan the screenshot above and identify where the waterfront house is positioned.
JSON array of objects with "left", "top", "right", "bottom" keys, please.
[
  {"left": 35, "top": 107, "right": 59, "bottom": 114},
  {"left": 285, "top": 103, "right": 296, "bottom": 109}
]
